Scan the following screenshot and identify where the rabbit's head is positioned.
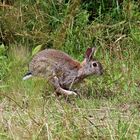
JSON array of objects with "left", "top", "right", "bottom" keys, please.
[{"left": 78, "top": 47, "right": 103, "bottom": 78}]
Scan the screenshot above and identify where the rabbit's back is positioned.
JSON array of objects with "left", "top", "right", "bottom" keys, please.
[{"left": 29, "top": 49, "right": 81, "bottom": 77}]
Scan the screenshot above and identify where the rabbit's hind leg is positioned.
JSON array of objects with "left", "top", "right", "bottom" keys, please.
[{"left": 50, "top": 76, "right": 77, "bottom": 96}]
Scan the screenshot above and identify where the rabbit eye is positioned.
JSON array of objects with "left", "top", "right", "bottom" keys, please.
[{"left": 93, "top": 62, "right": 97, "bottom": 67}]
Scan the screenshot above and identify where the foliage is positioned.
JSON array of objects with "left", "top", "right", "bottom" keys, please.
[{"left": 0, "top": 0, "right": 140, "bottom": 139}]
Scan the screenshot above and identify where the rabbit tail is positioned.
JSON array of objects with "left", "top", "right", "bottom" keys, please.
[{"left": 23, "top": 72, "right": 32, "bottom": 80}]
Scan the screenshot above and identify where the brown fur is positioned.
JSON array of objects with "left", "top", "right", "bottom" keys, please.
[
  {"left": 24, "top": 48, "right": 103, "bottom": 96},
  {"left": 29, "top": 49, "right": 81, "bottom": 76}
]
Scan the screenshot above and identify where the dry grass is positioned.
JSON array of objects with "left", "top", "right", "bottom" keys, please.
[{"left": 0, "top": 0, "right": 140, "bottom": 139}]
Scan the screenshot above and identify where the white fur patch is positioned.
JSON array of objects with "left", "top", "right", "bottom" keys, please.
[{"left": 22, "top": 74, "right": 32, "bottom": 80}]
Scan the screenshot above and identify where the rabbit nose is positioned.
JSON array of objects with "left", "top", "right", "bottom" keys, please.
[
  {"left": 99, "top": 69, "right": 103, "bottom": 75},
  {"left": 100, "top": 71, "right": 103, "bottom": 75}
]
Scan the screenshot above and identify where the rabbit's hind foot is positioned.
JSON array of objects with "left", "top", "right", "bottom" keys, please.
[
  {"left": 51, "top": 75, "right": 77, "bottom": 96},
  {"left": 56, "top": 88, "right": 77, "bottom": 96}
]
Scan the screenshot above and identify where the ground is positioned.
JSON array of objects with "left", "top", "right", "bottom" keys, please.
[{"left": 0, "top": 0, "right": 140, "bottom": 139}]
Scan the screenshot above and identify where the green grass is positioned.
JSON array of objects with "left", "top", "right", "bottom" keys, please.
[{"left": 1, "top": 0, "right": 140, "bottom": 139}]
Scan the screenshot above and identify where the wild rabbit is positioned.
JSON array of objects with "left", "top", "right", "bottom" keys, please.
[{"left": 23, "top": 47, "right": 103, "bottom": 96}]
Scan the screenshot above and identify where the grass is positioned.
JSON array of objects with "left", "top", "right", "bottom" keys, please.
[{"left": 0, "top": 0, "right": 140, "bottom": 139}]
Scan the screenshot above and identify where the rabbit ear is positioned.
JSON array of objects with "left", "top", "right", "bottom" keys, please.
[{"left": 85, "top": 47, "right": 96, "bottom": 61}]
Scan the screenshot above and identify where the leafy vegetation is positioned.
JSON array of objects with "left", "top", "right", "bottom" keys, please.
[{"left": 0, "top": 0, "right": 140, "bottom": 139}]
